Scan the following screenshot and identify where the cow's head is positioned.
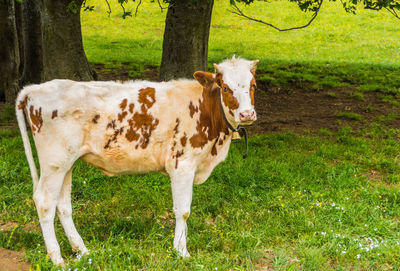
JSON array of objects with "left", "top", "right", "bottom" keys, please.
[{"left": 194, "top": 57, "right": 258, "bottom": 126}]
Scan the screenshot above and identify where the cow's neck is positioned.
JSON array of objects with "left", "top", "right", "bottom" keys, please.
[{"left": 203, "top": 86, "right": 231, "bottom": 139}]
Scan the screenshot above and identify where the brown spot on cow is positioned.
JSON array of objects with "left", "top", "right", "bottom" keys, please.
[
  {"left": 125, "top": 126, "right": 140, "bottom": 142},
  {"left": 138, "top": 87, "right": 156, "bottom": 112},
  {"left": 183, "top": 212, "right": 190, "bottom": 221},
  {"left": 175, "top": 150, "right": 184, "bottom": 169},
  {"left": 180, "top": 133, "right": 187, "bottom": 147},
  {"left": 216, "top": 74, "right": 239, "bottom": 111},
  {"left": 104, "top": 128, "right": 123, "bottom": 149},
  {"left": 92, "top": 114, "right": 100, "bottom": 124},
  {"left": 51, "top": 110, "right": 58, "bottom": 119},
  {"left": 18, "top": 96, "right": 28, "bottom": 110},
  {"left": 189, "top": 85, "right": 229, "bottom": 154},
  {"left": 189, "top": 101, "right": 199, "bottom": 118},
  {"left": 124, "top": 87, "right": 159, "bottom": 149},
  {"left": 107, "top": 120, "right": 116, "bottom": 130},
  {"left": 29, "top": 105, "right": 43, "bottom": 133},
  {"left": 120, "top": 98, "right": 128, "bottom": 110},
  {"left": 129, "top": 103, "right": 134, "bottom": 113},
  {"left": 211, "top": 138, "right": 219, "bottom": 156},
  {"left": 174, "top": 118, "right": 180, "bottom": 135},
  {"left": 250, "top": 78, "right": 256, "bottom": 106},
  {"left": 118, "top": 111, "right": 128, "bottom": 122}
]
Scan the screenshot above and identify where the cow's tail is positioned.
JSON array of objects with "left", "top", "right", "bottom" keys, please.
[{"left": 15, "top": 92, "right": 39, "bottom": 192}]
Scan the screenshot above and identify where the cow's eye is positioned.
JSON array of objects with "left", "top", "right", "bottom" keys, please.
[
  {"left": 253, "top": 84, "right": 257, "bottom": 91},
  {"left": 223, "top": 87, "right": 228, "bottom": 92}
]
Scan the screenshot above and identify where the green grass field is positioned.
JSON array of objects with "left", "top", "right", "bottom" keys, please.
[
  {"left": 1, "top": 0, "right": 400, "bottom": 270},
  {"left": 2, "top": 127, "right": 400, "bottom": 270}
]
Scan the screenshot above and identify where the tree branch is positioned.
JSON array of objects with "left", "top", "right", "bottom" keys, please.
[
  {"left": 229, "top": 0, "right": 323, "bottom": 31},
  {"left": 385, "top": 7, "right": 400, "bottom": 19},
  {"left": 104, "top": 0, "right": 111, "bottom": 17},
  {"left": 135, "top": 0, "right": 142, "bottom": 16},
  {"left": 157, "top": 0, "right": 168, "bottom": 12}
]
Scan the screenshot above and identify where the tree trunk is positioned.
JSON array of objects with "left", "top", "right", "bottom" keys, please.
[
  {"left": 21, "top": 0, "right": 43, "bottom": 85},
  {"left": 39, "top": 0, "right": 96, "bottom": 81},
  {"left": 0, "top": 0, "right": 20, "bottom": 103},
  {"left": 15, "top": 1, "right": 24, "bottom": 79},
  {"left": 159, "top": 0, "right": 214, "bottom": 81}
]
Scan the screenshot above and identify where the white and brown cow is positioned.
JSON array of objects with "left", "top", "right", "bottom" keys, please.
[{"left": 16, "top": 56, "right": 258, "bottom": 266}]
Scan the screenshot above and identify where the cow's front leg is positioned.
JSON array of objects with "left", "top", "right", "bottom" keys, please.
[{"left": 169, "top": 164, "right": 195, "bottom": 258}]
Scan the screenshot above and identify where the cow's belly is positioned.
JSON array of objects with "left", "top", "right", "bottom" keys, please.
[{"left": 80, "top": 147, "right": 166, "bottom": 176}]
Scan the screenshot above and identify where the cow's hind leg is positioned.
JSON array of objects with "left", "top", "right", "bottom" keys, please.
[
  {"left": 57, "top": 167, "right": 89, "bottom": 257},
  {"left": 169, "top": 163, "right": 195, "bottom": 257},
  {"left": 33, "top": 169, "right": 68, "bottom": 266}
]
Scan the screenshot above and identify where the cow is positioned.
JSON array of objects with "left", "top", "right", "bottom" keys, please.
[{"left": 16, "top": 56, "right": 258, "bottom": 266}]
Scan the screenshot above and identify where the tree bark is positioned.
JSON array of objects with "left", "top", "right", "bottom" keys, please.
[
  {"left": 0, "top": 0, "right": 21, "bottom": 103},
  {"left": 21, "top": 0, "right": 43, "bottom": 85},
  {"left": 159, "top": 0, "right": 214, "bottom": 81},
  {"left": 15, "top": 1, "right": 24, "bottom": 78},
  {"left": 39, "top": 0, "right": 96, "bottom": 81}
]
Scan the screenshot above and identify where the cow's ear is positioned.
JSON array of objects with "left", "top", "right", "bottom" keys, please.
[
  {"left": 193, "top": 71, "right": 215, "bottom": 89},
  {"left": 250, "top": 60, "right": 259, "bottom": 75}
]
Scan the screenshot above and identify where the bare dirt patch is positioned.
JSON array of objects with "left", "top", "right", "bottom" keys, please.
[
  {"left": 250, "top": 82, "right": 400, "bottom": 135},
  {"left": 0, "top": 247, "right": 30, "bottom": 271}
]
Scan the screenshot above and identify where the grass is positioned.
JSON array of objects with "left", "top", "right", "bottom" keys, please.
[
  {"left": 336, "top": 112, "right": 363, "bottom": 121},
  {"left": 1, "top": 126, "right": 400, "bottom": 270}
]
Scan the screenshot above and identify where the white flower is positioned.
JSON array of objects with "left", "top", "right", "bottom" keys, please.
[
  {"left": 341, "top": 251, "right": 346, "bottom": 254},
  {"left": 364, "top": 224, "right": 368, "bottom": 227},
  {"left": 331, "top": 203, "right": 336, "bottom": 207},
  {"left": 321, "top": 232, "right": 326, "bottom": 235},
  {"left": 357, "top": 254, "right": 361, "bottom": 259},
  {"left": 88, "top": 258, "right": 92, "bottom": 264},
  {"left": 377, "top": 253, "right": 380, "bottom": 256}
]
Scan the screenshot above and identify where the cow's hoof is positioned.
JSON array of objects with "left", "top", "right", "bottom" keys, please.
[
  {"left": 54, "top": 258, "right": 65, "bottom": 267},
  {"left": 176, "top": 248, "right": 190, "bottom": 258}
]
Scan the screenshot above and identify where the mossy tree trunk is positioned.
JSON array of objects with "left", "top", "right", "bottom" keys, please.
[{"left": 159, "top": 0, "right": 214, "bottom": 81}]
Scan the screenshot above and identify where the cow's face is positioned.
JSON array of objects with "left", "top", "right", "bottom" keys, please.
[{"left": 194, "top": 57, "right": 258, "bottom": 126}]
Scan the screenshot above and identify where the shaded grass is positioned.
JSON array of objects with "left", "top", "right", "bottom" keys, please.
[{"left": 1, "top": 126, "right": 400, "bottom": 269}]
